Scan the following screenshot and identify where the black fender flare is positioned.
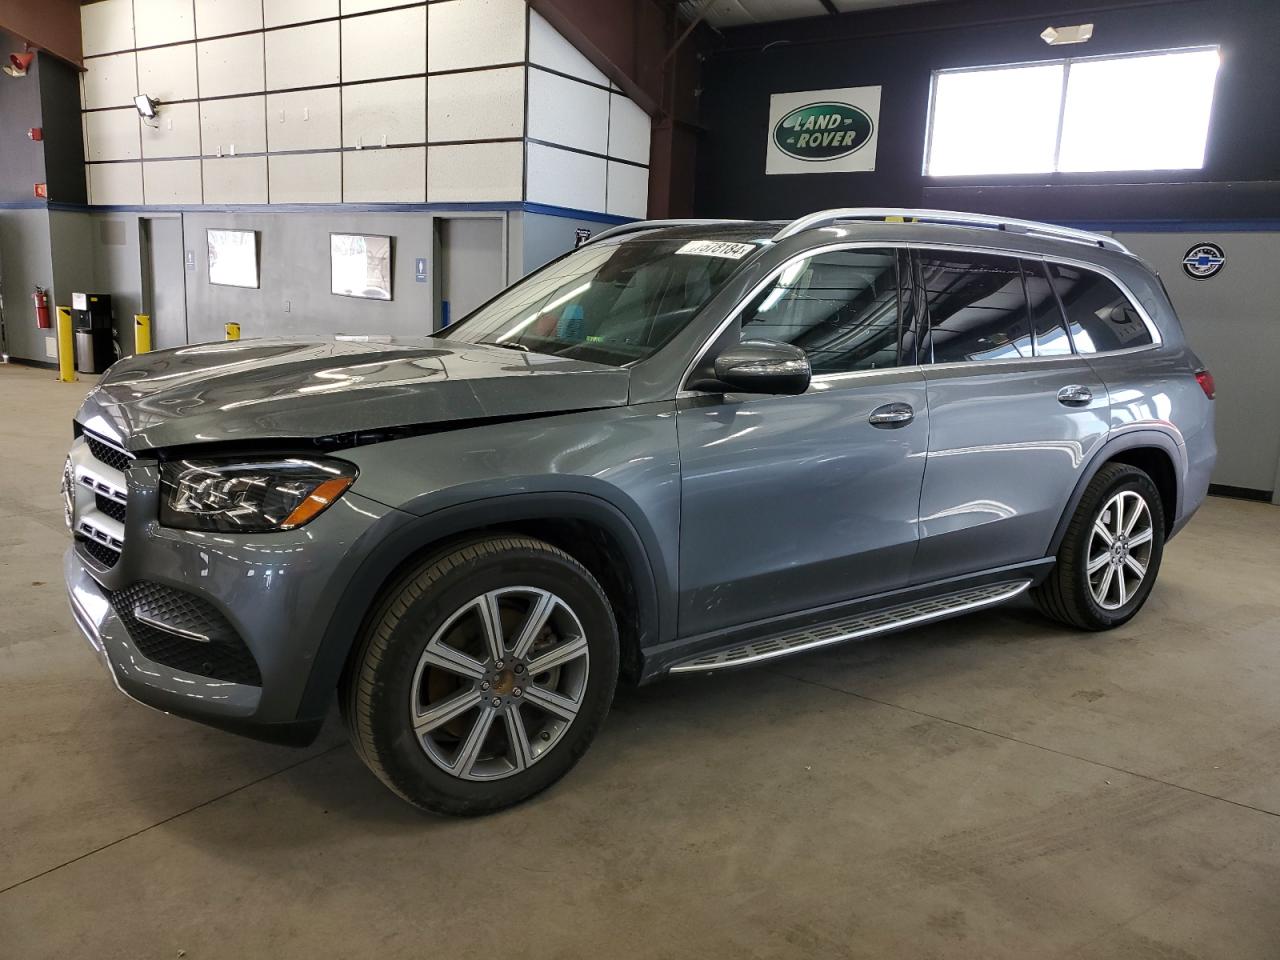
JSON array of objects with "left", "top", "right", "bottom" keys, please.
[
  {"left": 1047, "top": 429, "right": 1185, "bottom": 557},
  {"left": 295, "top": 491, "right": 666, "bottom": 720}
]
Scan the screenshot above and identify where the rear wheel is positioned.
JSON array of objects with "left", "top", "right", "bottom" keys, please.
[
  {"left": 343, "top": 536, "right": 619, "bottom": 815},
  {"left": 1034, "top": 463, "right": 1165, "bottom": 630}
]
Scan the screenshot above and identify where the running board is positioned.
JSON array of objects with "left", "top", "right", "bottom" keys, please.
[{"left": 669, "top": 580, "right": 1032, "bottom": 673}]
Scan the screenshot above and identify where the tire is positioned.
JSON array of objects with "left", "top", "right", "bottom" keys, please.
[
  {"left": 1033, "top": 463, "right": 1166, "bottom": 631},
  {"left": 342, "top": 535, "right": 619, "bottom": 816}
]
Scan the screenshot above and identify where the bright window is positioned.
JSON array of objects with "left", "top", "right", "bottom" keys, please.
[{"left": 924, "top": 48, "right": 1221, "bottom": 176}]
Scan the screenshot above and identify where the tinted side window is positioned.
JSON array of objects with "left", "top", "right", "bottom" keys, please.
[
  {"left": 918, "top": 251, "right": 1032, "bottom": 363},
  {"left": 740, "top": 248, "right": 901, "bottom": 374},
  {"left": 1023, "top": 259, "right": 1073, "bottom": 356},
  {"left": 1047, "top": 262, "right": 1153, "bottom": 353}
]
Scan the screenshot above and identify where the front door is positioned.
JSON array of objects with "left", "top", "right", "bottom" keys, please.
[
  {"left": 676, "top": 246, "right": 929, "bottom": 638},
  {"left": 910, "top": 249, "right": 1111, "bottom": 583}
]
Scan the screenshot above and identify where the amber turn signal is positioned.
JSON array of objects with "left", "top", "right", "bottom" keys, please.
[{"left": 281, "top": 475, "right": 356, "bottom": 529}]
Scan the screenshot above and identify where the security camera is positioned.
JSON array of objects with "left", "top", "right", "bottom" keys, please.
[
  {"left": 134, "top": 94, "right": 160, "bottom": 120},
  {"left": 2, "top": 51, "right": 33, "bottom": 77}
]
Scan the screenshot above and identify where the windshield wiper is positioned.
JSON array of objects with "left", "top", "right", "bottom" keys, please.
[{"left": 479, "top": 340, "right": 531, "bottom": 353}]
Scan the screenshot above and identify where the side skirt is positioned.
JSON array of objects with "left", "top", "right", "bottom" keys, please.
[{"left": 645, "top": 559, "right": 1052, "bottom": 678}]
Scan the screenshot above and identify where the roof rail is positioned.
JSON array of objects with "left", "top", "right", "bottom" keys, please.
[
  {"left": 586, "top": 219, "right": 752, "bottom": 245},
  {"left": 772, "top": 207, "right": 1132, "bottom": 255}
]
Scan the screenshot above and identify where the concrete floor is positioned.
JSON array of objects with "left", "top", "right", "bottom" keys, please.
[{"left": 1, "top": 361, "right": 1278, "bottom": 959}]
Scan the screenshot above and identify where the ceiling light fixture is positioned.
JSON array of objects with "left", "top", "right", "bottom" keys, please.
[{"left": 1041, "top": 23, "right": 1094, "bottom": 45}]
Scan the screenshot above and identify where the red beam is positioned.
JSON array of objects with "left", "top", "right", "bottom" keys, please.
[{"left": 0, "top": 0, "right": 82, "bottom": 67}]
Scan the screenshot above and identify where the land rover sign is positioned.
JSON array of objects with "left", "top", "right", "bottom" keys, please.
[
  {"left": 766, "top": 86, "right": 881, "bottom": 175},
  {"left": 773, "top": 102, "right": 874, "bottom": 161}
]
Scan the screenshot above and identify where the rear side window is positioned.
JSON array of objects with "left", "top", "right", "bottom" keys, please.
[
  {"left": 739, "top": 248, "right": 903, "bottom": 374},
  {"left": 1022, "top": 259, "right": 1073, "bottom": 356},
  {"left": 917, "top": 251, "right": 1032, "bottom": 363},
  {"left": 1046, "top": 263, "right": 1153, "bottom": 353}
]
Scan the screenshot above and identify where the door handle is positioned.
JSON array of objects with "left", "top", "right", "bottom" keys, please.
[
  {"left": 869, "top": 402, "right": 914, "bottom": 428},
  {"left": 1056, "top": 385, "right": 1093, "bottom": 407}
]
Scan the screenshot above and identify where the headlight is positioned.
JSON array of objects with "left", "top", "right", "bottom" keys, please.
[{"left": 159, "top": 457, "right": 357, "bottom": 533}]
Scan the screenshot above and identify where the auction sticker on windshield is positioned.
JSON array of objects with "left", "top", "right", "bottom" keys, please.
[{"left": 676, "top": 240, "right": 756, "bottom": 259}]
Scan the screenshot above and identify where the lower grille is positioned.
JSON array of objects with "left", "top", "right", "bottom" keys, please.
[
  {"left": 78, "top": 536, "right": 122, "bottom": 569},
  {"left": 95, "top": 493, "right": 127, "bottom": 523},
  {"left": 85, "top": 433, "right": 131, "bottom": 472},
  {"left": 110, "top": 581, "right": 263, "bottom": 686}
]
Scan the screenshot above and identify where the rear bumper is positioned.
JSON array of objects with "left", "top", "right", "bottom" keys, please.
[
  {"left": 66, "top": 548, "right": 324, "bottom": 745},
  {"left": 1171, "top": 430, "right": 1216, "bottom": 539}
]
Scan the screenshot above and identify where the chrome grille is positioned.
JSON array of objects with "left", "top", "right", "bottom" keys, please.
[{"left": 72, "top": 430, "right": 131, "bottom": 569}]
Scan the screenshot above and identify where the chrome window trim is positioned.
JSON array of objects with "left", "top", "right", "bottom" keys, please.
[{"left": 677, "top": 238, "right": 1162, "bottom": 396}]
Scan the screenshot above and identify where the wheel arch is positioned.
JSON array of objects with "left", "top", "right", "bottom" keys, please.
[
  {"left": 1048, "top": 430, "right": 1184, "bottom": 557},
  {"left": 296, "top": 492, "right": 666, "bottom": 721}
]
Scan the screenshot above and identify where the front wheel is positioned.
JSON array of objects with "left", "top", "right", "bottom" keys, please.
[
  {"left": 343, "top": 536, "right": 619, "bottom": 815},
  {"left": 1034, "top": 463, "right": 1166, "bottom": 630}
]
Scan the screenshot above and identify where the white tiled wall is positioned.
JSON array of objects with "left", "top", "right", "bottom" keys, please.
[{"left": 80, "top": 0, "right": 650, "bottom": 215}]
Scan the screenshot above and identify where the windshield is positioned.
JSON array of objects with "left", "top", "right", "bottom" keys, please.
[{"left": 437, "top": 237, "right": 760, "bottom": 366}]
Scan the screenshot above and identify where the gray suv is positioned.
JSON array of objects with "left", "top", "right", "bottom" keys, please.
[{"left": 63, "top": 208, "right": 1216, "bottom": 815}]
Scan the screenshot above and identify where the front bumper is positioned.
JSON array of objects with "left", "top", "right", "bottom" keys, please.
[{"left": 64, "top": 472, "right": 404, "bottom": 744}]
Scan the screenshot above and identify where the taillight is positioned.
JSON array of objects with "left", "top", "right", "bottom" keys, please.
[{"left": 1195, "top": 369, "right": 1215, "bottom": 400}]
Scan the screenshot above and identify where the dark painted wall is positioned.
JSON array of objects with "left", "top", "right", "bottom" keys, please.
[
  {"left": 39, "top": 50, "right": 86, "bottom": 204},
  {"left": 693, "top": 0, "right": 1280, "bottom": 221}
]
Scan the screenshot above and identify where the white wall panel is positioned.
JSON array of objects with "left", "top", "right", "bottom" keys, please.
[
  {"left": 608, "top": 93, "right": 650, "bottom": 165},
  {"left": 342, "top": 7, "right": 426, "bottom": 82},
  {"left": 134, "top": 0, "right": 196, "bottom": 47},
  {"left": 428, "top": 0, "right": 525, "bottom": 73},
  {"left": 267, "top": 88, "right": 342, "bottom": 152},
  {"left": 136, "top": 44, "right": 199, "bottom": 102},
  {"left": 266, "top": 21, "right": 340, "bottom": 90},
  {"left": 143, "top": 159, "right": 203, "bottom": 204},
  {"left": 343, "top": 78, "right": 426, "bottom": 147},
  {"left": 342, "top": 0, "right": 407, "bottom": 12},
  {"left": 202, "top": 155, "right": 268, "bottom": 203},
  {"left": 88, "top": 162, "right": 143, "bottom": 205},
  {"left": 427, "top": 142, "right": 522, "bottom": 202},
  {"left": 86, "top": 109, "right": 141, "bottom": 161},
  {"left": 81, "top": 0, "right": 134, "bottom": 57},
  {"left": 427, "top": 68, "right": 522, "bottom": 143},
  {"left": 606, "top": 161, "right": 648, "bottom": 218},
  {"left": 141, "top": 101, "right": 202, "bottom": 158},
  {"left": 528, "top": 11, "right": 606, "bottom": 86},
  {"left": 528, "top": 69, "right": 609, "bottom": 155},
  {"left": 526, "top": 142, "right": 606, "bottom": 213},
  {"left": 82, "top": 52, "right": 137, "bottom": 110},
  {"left": 343, "top": 147, "right": 426, "bottom": 202},
  {"left": 200, "top": 95, "right": 267, "bottom": 155},
  {"left": 268, "top": 152, "right": 342, "bottom": 203},
  {"left": 197, "top": 34, "right": 265, "bottom": 97},
  {"left": 265, "top": 0, "right": 339, "bottom": 27},
  {"left": 195, "top": 0, "right": 264, "bottom": 38}
]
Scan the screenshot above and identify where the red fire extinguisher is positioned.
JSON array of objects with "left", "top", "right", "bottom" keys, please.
[{"left": 34, "top": 286, "right": 50, "bottom": 329}]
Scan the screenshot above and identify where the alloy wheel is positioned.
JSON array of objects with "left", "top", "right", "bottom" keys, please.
[
  {"left": 409, "top": 587, "right": 590, "bottom": 781},
  {"left": 1087, "top": 490, "right": 1154, "bottom": 610}
]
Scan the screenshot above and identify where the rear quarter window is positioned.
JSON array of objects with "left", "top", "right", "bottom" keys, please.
[{"left": 1046, "top": 263, "right": 1153, "bottom": 353}]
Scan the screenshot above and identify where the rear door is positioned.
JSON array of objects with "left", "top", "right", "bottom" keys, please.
[
  {"left": 676, "top": 246, "right": 930, "bottom": 637},
  {"left": 910, "top": 249, "right": 1110, "bottom": 584}
]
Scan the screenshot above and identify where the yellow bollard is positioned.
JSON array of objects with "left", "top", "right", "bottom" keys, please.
[
  {"left": 134, "top": 314, "right": 152, "bottom": 354},
  {"left": 225, "top": 321, "right": 241, "bottom": 341},
  {"left": 56, "top": 305, "right": 77, "bottom": 382}
]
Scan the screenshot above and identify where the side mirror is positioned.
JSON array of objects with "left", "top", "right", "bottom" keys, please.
[{"left": 696, "top": 338, "right": 811, "bottom": 395}]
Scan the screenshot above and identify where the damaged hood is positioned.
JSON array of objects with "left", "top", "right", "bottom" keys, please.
[{"left": 77, "top": 336, "right": 631, "bottom": 451}]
